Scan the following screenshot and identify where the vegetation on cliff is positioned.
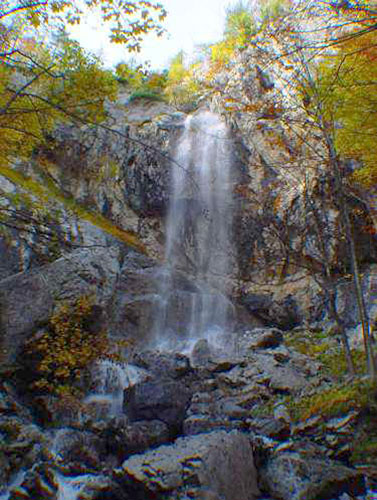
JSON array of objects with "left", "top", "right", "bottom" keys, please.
[
  {"left": 0, "top": 0, "right": 167, "bottom": 252},
  {"left": 26, "top": 296, "right": 109, "bottom": 396},
  {"left": 1, "top": 0, "right": 377, "bottom": 386}
]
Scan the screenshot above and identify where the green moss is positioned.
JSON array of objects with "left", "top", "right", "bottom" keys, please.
[
  {"left": 0, "top": 165, "right": 146, "bottom": 252},
  {"left": 285, "top": 329, "right": 366, "bottom": 380},
  {"left": 318, "top": 348, "right": 366, "bottom": 379},
  {"left": 288, "top": 379, "right": 374, "bottom": 422},
  {"left": 128, "top": 90, "right": 165, "bottom": 102}
]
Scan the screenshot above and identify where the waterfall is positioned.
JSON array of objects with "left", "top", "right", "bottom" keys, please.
[
  {"left": 154, "top": 110, "right": 234, "bottom": 347},
  {"left": 84, "top": 360, "right": 148, "bottom": 418}
]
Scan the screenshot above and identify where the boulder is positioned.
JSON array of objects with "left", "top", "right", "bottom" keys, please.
[
  {"left": 0, "top": 247, "right": 120, "bottom": 363},
  {"left": 50, "top": 429, "right": 104, "bottom": 471},
  {"left": 183, "top": 415, "right": 241, "bottom": 435},
  {"left": 10, "top": 463, "right": 57, "bottom": 500},
  {"left": 118, "top": 430, "right": 260, "bottom": 500},
  {"left": 125, "top": 379, "right": 191, "bottom": 433},
  {"left": 248, "top": 416, "right": 290, "bottom": 440},
  {"left": 247, "top": 328, "right": 284, "bottom": 349},
  {"left": 191, "top": 338, "right": 212, "bottom": 367},
  {"left": 132, "top": 350, "right": 191, "bottom": 379},
  {"left": 90, "top": 418, "right": 170, "bottom": 461},
  {"left": 0, "top": 416, "right": 47, "bottom": 490},
  {"left": 259, "top": 451, "right": 365, "bottom": 500}
]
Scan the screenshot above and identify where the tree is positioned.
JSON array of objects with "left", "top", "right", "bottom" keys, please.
[
  {"left": 0, "top": 1, "right": 167, "bottom": 252},
  {"left": 314, "top": 30, "right": 377, "bottom": 187},
  {"left": 260, "top": 5, "right": 377, "bottom": 380},
  {"left": 0, "top": 0, "right": 167, "bottom": 53},
  {"left": 224, "top": 1, "right": 257, "bottom": 44},
  {"left": 165, "top": 51, "right": 200, "bottom": 109},
  {"left": 197, "top": 1, "right": 377, "bottom": 379}
]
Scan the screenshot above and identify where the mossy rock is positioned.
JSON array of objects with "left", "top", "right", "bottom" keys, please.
[{"left": 288, "top": 379, "right": 376, "bottom": 422}]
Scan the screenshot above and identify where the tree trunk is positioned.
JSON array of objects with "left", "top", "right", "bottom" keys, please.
[{"left": 325, "top": 131, "right": 377, "bottom": 381}]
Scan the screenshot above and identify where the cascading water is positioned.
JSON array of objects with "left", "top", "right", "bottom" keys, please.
[
  {"left": 154, "top": 110, "right": 234, "bottom": 348},
  {"left": 84, "top": 360, "right": 148, "bottom": 418}
]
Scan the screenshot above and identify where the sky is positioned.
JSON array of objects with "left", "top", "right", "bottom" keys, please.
[{"left": 68, "top": 0, "right": 245, "bottom": 70}]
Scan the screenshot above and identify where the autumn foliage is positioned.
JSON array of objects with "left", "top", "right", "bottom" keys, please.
[{"left": 27, "top": 296, "right": 110, "bottom": 396}]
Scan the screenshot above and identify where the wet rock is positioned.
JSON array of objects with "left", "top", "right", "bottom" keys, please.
[
  {"left": 76, "top": 476, "right": 124, "bottom": 500},
  {"left": 183, "top": 415, "right": 241, "bottom": 435},
  {"left": 118, "top": 430, "right": 260, "bottom": 500},
  {"left": 259, "top": 452, "right": 365, "bottom": 500},
  {"left": 191, "top": 338, "right": 212, "bottom": 366},
  {"left": 125, "top": 420, "right": 170, "bottom": 452},
  {"left": 50, "top": 429, "right": 104, "bottom": 471},
  {"left": 109, "top": 254, "right": 200, "bottom": 345},
  {"left": 12, "top": 463, "right": 58, "bottom": 500},
  {"left": 125, "top": 379, "right": 191, "bottom": 433},
  {"left": 132, "top": 350, "right": 191, "bottom": 379},
  {"left": 156, "top": 112, "right": 186, "bottom": 131},
  {"left": 87, "top": 417, "right": 170, "bottom": 463},
  {"left": 0, "top": 417, "right": 46, "bottom": 484}
]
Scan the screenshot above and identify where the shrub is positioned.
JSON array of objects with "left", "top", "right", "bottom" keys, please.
[
  {"left": 164, "top": 51, "right": 201, "bottom": 108},
  {"left": 205, "top": 2, "right": 257, "bottom": 79},
  {"left": 224, "top": 1, "right": 257, "bottom": 47},
  {"left": 128, "top": 90, "right": 165, "bottom": 102},
  {"left": 285, "top": 329, "right": 366, "bottom": 380},
  {"left": 115, "top": 60, "right": 167, "bottom": 100},
  {"left": 260, "top": 0, "right": 290, "bottom": 24},
  {"left": 115, "top": 61, "right": 144, "bottom": 87},
  {"left": 27, "top": 296, "right": 111, "bottom": 396}
]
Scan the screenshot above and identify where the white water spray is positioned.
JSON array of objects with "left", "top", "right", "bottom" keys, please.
[
  {"left": 84, "top": 360, "right": 147, "bottom": 417},
  {"left": 154, "top": 110, "right": 234, "bottom": 346}
]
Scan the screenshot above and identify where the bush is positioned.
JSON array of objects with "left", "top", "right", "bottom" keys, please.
[
  {"left": 128, "top": 90, "right": 165, "bottom": 102},
  {"left": 260, "top": 0, "right": 290, "bottom": 24},
  {"left": 285, "top": 329, "right": 366, "bottom": 380},
  {"left": 164, "top": 51, "right": 201, "bottom": 109},
  {"left": 26, "top": 296, "right": 111, "bottom": 396},
  {"left": 115, "top": 60, "right": 167, "bottom": 101},
  {"left": 224, "top": 1, "right": 257, "bottom": 47}
]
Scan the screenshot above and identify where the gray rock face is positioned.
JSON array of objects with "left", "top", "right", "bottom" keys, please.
[
  {"left": 109, "top": 251, "right": 202, "bottom": 344},
  {"left": 0, "top": 246, "right": 121, "bottom": 363},
  {"left": 131, "top": 350, "right": 192, "bottom": 379},
  {"left": 125, "top": 379, "right": 191, "bottom": 432},
  {"left": 118, "top": 430, "right": 260, "bottom": 500},
  {"left": 259, "top": 452, "right": 365, "bottom": 500},
  {"left": 0, "top": 238, "right": 23, "bottom": 281}
]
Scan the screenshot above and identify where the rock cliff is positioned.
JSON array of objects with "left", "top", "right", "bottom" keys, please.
[{"left": 0, "top": 25, "right": 377, "bottom": 500}]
